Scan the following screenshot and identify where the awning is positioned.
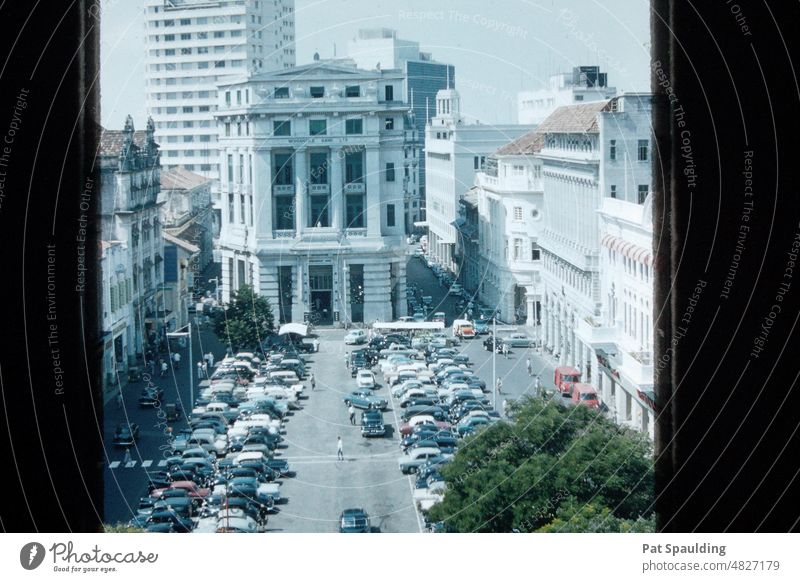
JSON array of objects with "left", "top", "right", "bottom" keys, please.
[
  {"left": 601, "top": 234, "right": 653, "bottom": 267},
  {"left": 413, "top": 220, "right": 428, "bottom": 227},
  {"left": 372, "top": 321, "right": 444, "bottom": 331},
  {"left": 278, "top": 323, "right": 308, "bottom": 337}
]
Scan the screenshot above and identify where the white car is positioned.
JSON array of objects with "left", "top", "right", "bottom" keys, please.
[
  {"left": 344, "top": 329, "right": 367, "bottom": 345},
  {"left": 449, "top": 284, "right": 463, "bottom": 295},
  {"left": 356, "top": 370, "right": 376, "bottom": 389}
]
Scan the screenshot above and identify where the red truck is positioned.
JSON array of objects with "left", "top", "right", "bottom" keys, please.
[
  {"left": 554, "top": 366, "right": 581, "bottom": 396},
  {"left": 570, "top": 383, "right": 599, "bottom": 408}
]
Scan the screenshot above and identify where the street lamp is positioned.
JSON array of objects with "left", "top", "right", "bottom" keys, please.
[
  {"left": 166, "top": 322, "right": 193, "bottom": 408},
  {"left": 208, "top": 277, "right": 221, "bottom": 303},
  {"left": 492, "top": 314, "right": 497, "bottom": 410}
]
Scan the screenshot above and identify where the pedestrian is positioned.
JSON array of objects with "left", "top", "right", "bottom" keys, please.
[
  {"left": 496, "top": 377, "right": 503, "bottom": 394},
  {"left": 312, "top": 338, "right": 320, "bottom": 352},
  {"left": 503, "top": 343, "right": 509, "bottom": 358},
  {"left": 348, "top": 405, "right": 356, "bottom": 425},
  {"left": 173, "top": 351, "right": 181, "bottom": 369},
  {"left": 310, "top": 373, "right": 316, "bottom": 391},
  {"left": 116, "top": 391, "right": 123, "bottom": 409},
  {"left": 160, "top": 360, "right": 168, "bottom": 377},
  {"left": 337, "top": 436, "right": 344, "bottom": 461},
  {"left": 502, "top": 399, "right": 508, "bottom": 418},
  {"left": 526, "top": 357, "right": 532, "bottom": 376},
  {"left": 345, "top": 353, "right": 350, "bottom": 368},
  {"left": 197, "top": 361, "right": 204, "bottom": 379},
  {"left": 123, "top": 448, "right": 132, "bottom": 465}
]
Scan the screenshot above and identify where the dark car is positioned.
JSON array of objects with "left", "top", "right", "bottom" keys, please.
[
  {"left": 339, "top": 508, "right": 371, "bottom": 533},
  {"left": 266, "top": 459, "right": 292, "bottom": 478},
  {"left": 473, "top": 319, "right": 489, "bottom": 335},
  {"left": 402, "top": 404, "right": 446, "bottom": 422},
  {"left": 138, "top": 387, "right": 164, "bottom": 407},
  {"left": 223, "top": 496, "right": 270, "bottom": 521},
  {"left": 145, "top": 510, "right": 194, "bottom": 533},
  {"left": 360, "top": 410, "right": 386, "bottom": 437},
  {"left": 483, "top": 335, "right": 504, "bottom": 353},
  {"left": 112, "top": 423, "right": 140, "bottom": 446}
]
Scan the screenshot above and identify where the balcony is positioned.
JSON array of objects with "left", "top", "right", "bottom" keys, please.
[
  {"left": 344, "top": 182, "right": 365, "bottom": 194},
  {"left": 273, "top": 184, "right": 295, "bottom": 195},
  {"left": 620, "top": 350, "right": 654, "bottom": 386},
  {"left": 344, "top": 228, "right": 367, "bottom": 238},
  {"left": 274, "top": 230, "right": 295, "bottom": 239},
  {"left": 576, "top": 316, "right": 617, "bottom": 344},
  {"left": 309, "top": 183, "right": 330, "bottom": 194}
]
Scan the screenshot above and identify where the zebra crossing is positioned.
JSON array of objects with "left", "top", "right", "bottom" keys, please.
[{"left": 108, "top": 459, "right": 170, "bottom": 470}]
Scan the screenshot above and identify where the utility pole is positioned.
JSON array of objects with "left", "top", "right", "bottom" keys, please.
[
  {"left": 492, "top": 315, "right": 497, "bottom": 410},
  {"left": 166, "top": 322, "right": 194, "bottom": 408}
]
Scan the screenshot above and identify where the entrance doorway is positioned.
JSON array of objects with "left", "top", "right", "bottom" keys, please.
[{"left": 308, "top": 265, "right": 333, "bottom": 325}]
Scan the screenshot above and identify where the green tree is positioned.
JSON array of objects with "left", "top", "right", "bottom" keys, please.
[
  {"left": 535, "top": 498, "right": 656, "bottom": 532},
  {"left": 213, "top": 285, "right": 275, "bottom": 351},
  {"left": 103, "top": 523, "right": 144, "bottom": 533},
  {"left": 426, "top": 396, "right": 654, "bottom": 532}
]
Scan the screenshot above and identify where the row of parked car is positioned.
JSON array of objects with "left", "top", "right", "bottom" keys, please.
[{"left": 128, "top": 343, "right": 315, "bottom": 533}]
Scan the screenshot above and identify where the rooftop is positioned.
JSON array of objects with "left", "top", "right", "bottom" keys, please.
[
  {"left": 494, "top": 130, "right": 544, "bottom": 156},
  {"left": 99, "top": 129, "right": 149, "bottom": 157},
  {"left": 161, "top": 167, "right": 211, "bottom": 191},
  {"left": 536, "top": 99, "right": 612, "bottom": 134}
]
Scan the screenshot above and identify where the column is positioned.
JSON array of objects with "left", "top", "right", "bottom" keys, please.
[
  {"left": 365, "top": 147, "right": 381, "bottom": 236},
  {"left": 571, "top": 328, "right": 578, "bottom": 368},
  {"left": 292, "top": 262, "right": 305, "bottom": 323},
  {"left": 526, "top": 290, "right": 535, "bottom": 327},
  {"left": 330, "top": 146, "right": 343, "bottom": 231},
  {"left": 295, "top": 148, "right": 307, "bottom": 234},
  {"left": 254, "top": 150, "right": 272, "bottom": 237}
]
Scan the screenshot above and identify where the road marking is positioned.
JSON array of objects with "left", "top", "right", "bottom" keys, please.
[
  {"left": 157, "top": 460, "right": 168, "bottom": 467},
  {"left": 288, "top": 457, "right": 398, "bottom": 465},
  {"left": 125, "top": 461, "right": 137, "bottom": 468},
  {"left": 141, "top": 460, "right": 153, "bottom": 468},
  {"left": 108, "top": 461, "right": 120, "bottom": 469}
]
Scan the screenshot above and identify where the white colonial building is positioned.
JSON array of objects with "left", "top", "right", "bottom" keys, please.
[
  {"left": 518, "top": 66, "right": 616, "bottom": 125},
  {"left": 425, "top": 88, "right": 532, "bottom": 275},
  {"left": 144, "top": 0, "right": 296, "bottom": 184},
  {"left": 215, "top": 59, "right": 415, "bottom": 325},
  {"left": 471, "top": 130, "right": 545, "bottom": 325},
  {"left": 100, "top": 240, "right": 133, "bottom": 391},
  {"left": 537, "top": 94, "right": 654, "bottom": 437}
]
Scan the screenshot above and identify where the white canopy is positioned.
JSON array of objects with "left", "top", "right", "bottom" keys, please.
[
  {"left": 278, "top": 323, "right": 309, "bottom": 337},
  {"left": 372, "top": 321, "right": 444, "bottom": 331}
]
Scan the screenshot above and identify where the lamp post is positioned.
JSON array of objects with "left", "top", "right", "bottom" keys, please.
[
  {"left": 166, "top": 322, "right": 193, "bottom": 408},
  {"left": 492, "top": 314, "right": 497, "bottom": 410}
]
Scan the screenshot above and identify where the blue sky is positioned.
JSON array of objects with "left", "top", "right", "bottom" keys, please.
[{"left": 100, "top": 0, "right": 650, "bottom": 129}]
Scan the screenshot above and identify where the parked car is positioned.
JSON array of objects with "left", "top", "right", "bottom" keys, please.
[
  {"left": 356, "top": 370, "right": 376, "bottom": 389},
  {"left": 432, "top": 312, "right": 446, "bottom": 323},
  {"left": 456, "top": 416, "right": 492, "bottom": 436},
  {"left": 398, "top": 447, "right": 443, "bottom": 474},
  {"left": 138, "top": 387, "right": 164, "bottom": 407},
  {"left": 504, "top": 333, "right": 534, "bottom": 347},
  {"left": 570, "top": 382, "right": 600, "bottom": 408},
  {"left": 339, "top": 508, "right": 372, "bottom": 533},
  {"left": 112, "top": 423, "right": 140, "bottom": 446},
  {"left": 343, "top": 389, "right": 388, "bottom": 411},
  {"left": 473, "top": 319, "right": 489, "bottom": 334},
  {"left": 449, "top": 283, "right": 463, "bottom": 295},
  {"left": 344, "top": 329, "right": 368, "bottom": 345},
  {"left": 360, "top": 410, "right": 386, "bottom": 437},
  {"left": 483, "top": 335, "right": 504, "bottom": 353}
]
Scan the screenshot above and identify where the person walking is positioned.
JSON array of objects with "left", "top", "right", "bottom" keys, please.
[
  {"left": 526, "top": 357, "right": 532, "bottom": 376},
  {"left": 312, "top": 338, "right": 320, "bottom": 353},
  {"left": 206, "top": 352, "right": 214, "bottom": 369},
  {"left": 310, "top": 373, "right": 316, "bottom": 391},
  {"left": 348, "top": 405, "right": 356, "bottom": 425},
  {"left": 337, "top": 436, "right": 344, "bottom": 461},
  {"left": 534, "top": 374, "right": 541, "bottom": 396},
  {"left": 116, "top": 391, "right": 123, "bottom": 409},
  {"left": 160, "top": 359, "right": 168, "bottom": 377},
  {"left": 503, "top": 343, "right": 509, "bottom": 359},
  {"left": 496, "top": 377, "right": 503, "bottom": 394},
  {"left": 123, "top": 448, "right": 132, "bottom": 466},
  {"left": 172, "top": 351, "right": 181, "bottom": 369},
  {"left": 197, "top": 361, "right": 205, "bottom": 380}
]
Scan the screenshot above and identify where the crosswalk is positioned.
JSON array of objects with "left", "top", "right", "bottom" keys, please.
[{"left": 108, "top": 459, "right": 170, "bottom": 470}]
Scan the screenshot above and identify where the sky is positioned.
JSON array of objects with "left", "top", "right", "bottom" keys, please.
[{"left": 100, "top": 0, "right": 651, "bottom": 130}]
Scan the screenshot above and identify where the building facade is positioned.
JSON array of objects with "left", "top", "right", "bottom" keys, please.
[
  {"left": 425, "top": 88, "right": 532, "bottom": 275},
  {"left": 537, "top": 94, "right": 654, "bottom": 437},
  {"left": 347, "top": 28, "right": 455, "bottom": 230},
  {"left": 99, "top": 116, "right": 164, "bottom": 368},
  {"left": 215, "top": 60, "right": 413, "bottom": 325},
  {"left": 100, "top": 240, "right": 134, "bottom": 392},
  {"left": 159, "top": 166, "right": 215, "bottom": 271},
  {"left": 143, "top": 0, "right": 296, "bottom": 186},
  {"left": 518, "top": 66, "right": 616, "bottom": 125},
  {"left": 473, "top": 130, "right": 545, "bottom": 325}
]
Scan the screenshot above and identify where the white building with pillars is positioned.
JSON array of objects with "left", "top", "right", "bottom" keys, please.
[
  {"left": 215, "top": 59, "right": 413, "bottom": 325},
  {"left": 472, "top": 130, "right": 545, "bottom": 326},
  {"left": 538, "top": 94, "right": 654, "bottom": 437}
]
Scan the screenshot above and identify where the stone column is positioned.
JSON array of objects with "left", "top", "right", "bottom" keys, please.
[
  {"left": 365, "top": 147, "right": 381, "bottom": 236},
  {"left": 526, "top": 289, "right": 535, "bottom": 327},
  {"left": 330, "top": 146, "right": 343, "bottom": 231},
  {"left": 254, "top": 150, "right": 272, "bottom": 238},
  {"left": 292, "top": 261, "right": 305, "bottom": 323},
  {"left": 295, "top": 148, "right": 307, "bottom": 234}
]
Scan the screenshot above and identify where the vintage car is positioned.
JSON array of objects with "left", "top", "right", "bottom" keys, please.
[{"left": 343, "top": 389, "right": 388, "bottom": 411}]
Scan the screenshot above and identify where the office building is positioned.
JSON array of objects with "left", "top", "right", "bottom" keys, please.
[{"left": 518, "top": 66, "right": 616, "bottom": 125}]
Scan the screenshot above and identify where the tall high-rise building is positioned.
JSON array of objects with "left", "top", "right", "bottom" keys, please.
[
  {"left": 518, "top": 66, "right": 616, "bottom": 125},
  {"left": 348, "top": 28, "right": 454, "bottom": 228},
  {"left": 143, "top": 0, "right": 296, "bottom": 187}
]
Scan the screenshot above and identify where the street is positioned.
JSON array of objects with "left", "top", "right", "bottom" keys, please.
[{"left": 104, "top": 257, "right": 563, "bottom": 530}]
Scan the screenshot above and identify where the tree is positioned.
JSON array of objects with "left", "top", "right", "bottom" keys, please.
[
  {"left": 213, "top": 285, "right": 275, "bottom": 351},
  {"left": 425, "top": 396, "right": 654, "bottom": 532},
  {"left": 103, "top": 523, "right": 144, "bottom": 533}
]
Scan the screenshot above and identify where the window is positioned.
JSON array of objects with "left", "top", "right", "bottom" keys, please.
[
  {"left": 164, "top": 34, "right": 175, "bottom": 41},
  {"left": 182, "top": 135, "right": 193, "bottom": 142},
  {"left": 638, "top": 184, "right": 649, "bottom": 204},
  {"left": 385, "top": 163, "right": 395, "bottom": 182},
  {"left": 574, "top": 94, "right": 584, "bottom": 101},
  {"left": 345, "top": 118, "right": 363, "bottom": 135},
  {"left": 214, "top": 30, "right": 224, "bottom": 38},
  {"left": 236, "top": 90, "right": 241, "bottom": 104},
  {"left": 273, "top": 120, "right": 291, "bottom": 136},
  {"left": 309, "top": 152, "right": 328, "bottom": 185},
  {"left": 198, "top": 61, "right": 208, "bottom": 69},
  {"left": 610, "top": 185, "right": 617, "bottom": 198},
  {"left": 309, "top": 193, "right": 329, "bottom": 227},
  {"left": 180, "top": 18, "right": 190, "bottom": 25},
  {"left": 345, "top": 85, "right": 360, "bottom": 97},
  {"left": 239, "top": 194, "right": 246, "bottom": 224},
  {"left": 345, "top": 151, "right": 363, "bottom": 183},
  {"left": 164, "top": 49, "right": 175, "bottom": 56},
  {"left": 310, "top": 86, "right": 324, "bottom": 98},
  {"left": 224, "top": 122, "right": 230, "bottom": 136},
  {"left": 512, "top": 164, "right": 524, "bottom": 176},
  {"left": 238, "top": 154, "right": 244, "bottom": 183},
  {"left": 182, "top": 106, "right": 192, "bottom": 113},
  {"left": 228, "top": 193, "right": 235, "bottom": 222},
  {"left": 609, "top": 139, "right": 617, "bottom": 160},
  {"left": 197, "top": 31, "right": 207, "bottom": 39},
  {"left": 514, "top": 238, "right": 521, "bottom": 260},
  {"left": 385, "top": 117, "right": 394, "bottom": 130},
  {"left": 346, "top": 194, "right": 365, "bottom": 228},
  {"left": 384, "top": 85, "right": 394, "bottom": 101},
  {"left": 227, "top": 154, "right": 234, "bottom": 184},
  {"left": 274, "top": 153, "right": 293, "bottom": 185},
  {"left": 474, "top": 156, "right": 480, "bottom": 170},
  {"left": 183, "top": 120, "right": 193, "bottom": 128},
  {"left": 180, "top": 33, "right": 190, "bottom": 41},
  {"left": 309, "top": 119, "right": 327, "bottom": 136},
  {"left": 215, "top": 61, "right": 225, "bottom": 68},
  {"left": 387, "top": 204, "right": 396, "bottom": 227},
  {"left": 638, "top": 139, "right": 649, "bottom": 161},
  {"left": 513, "top": 206, "right": 523, "bottom": 220},
  {"left": 531, "top": 244, "right": 540, "bottom": 261},
  {"left": 273, "top": 86, "right": 289, "bottom": 99}
]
